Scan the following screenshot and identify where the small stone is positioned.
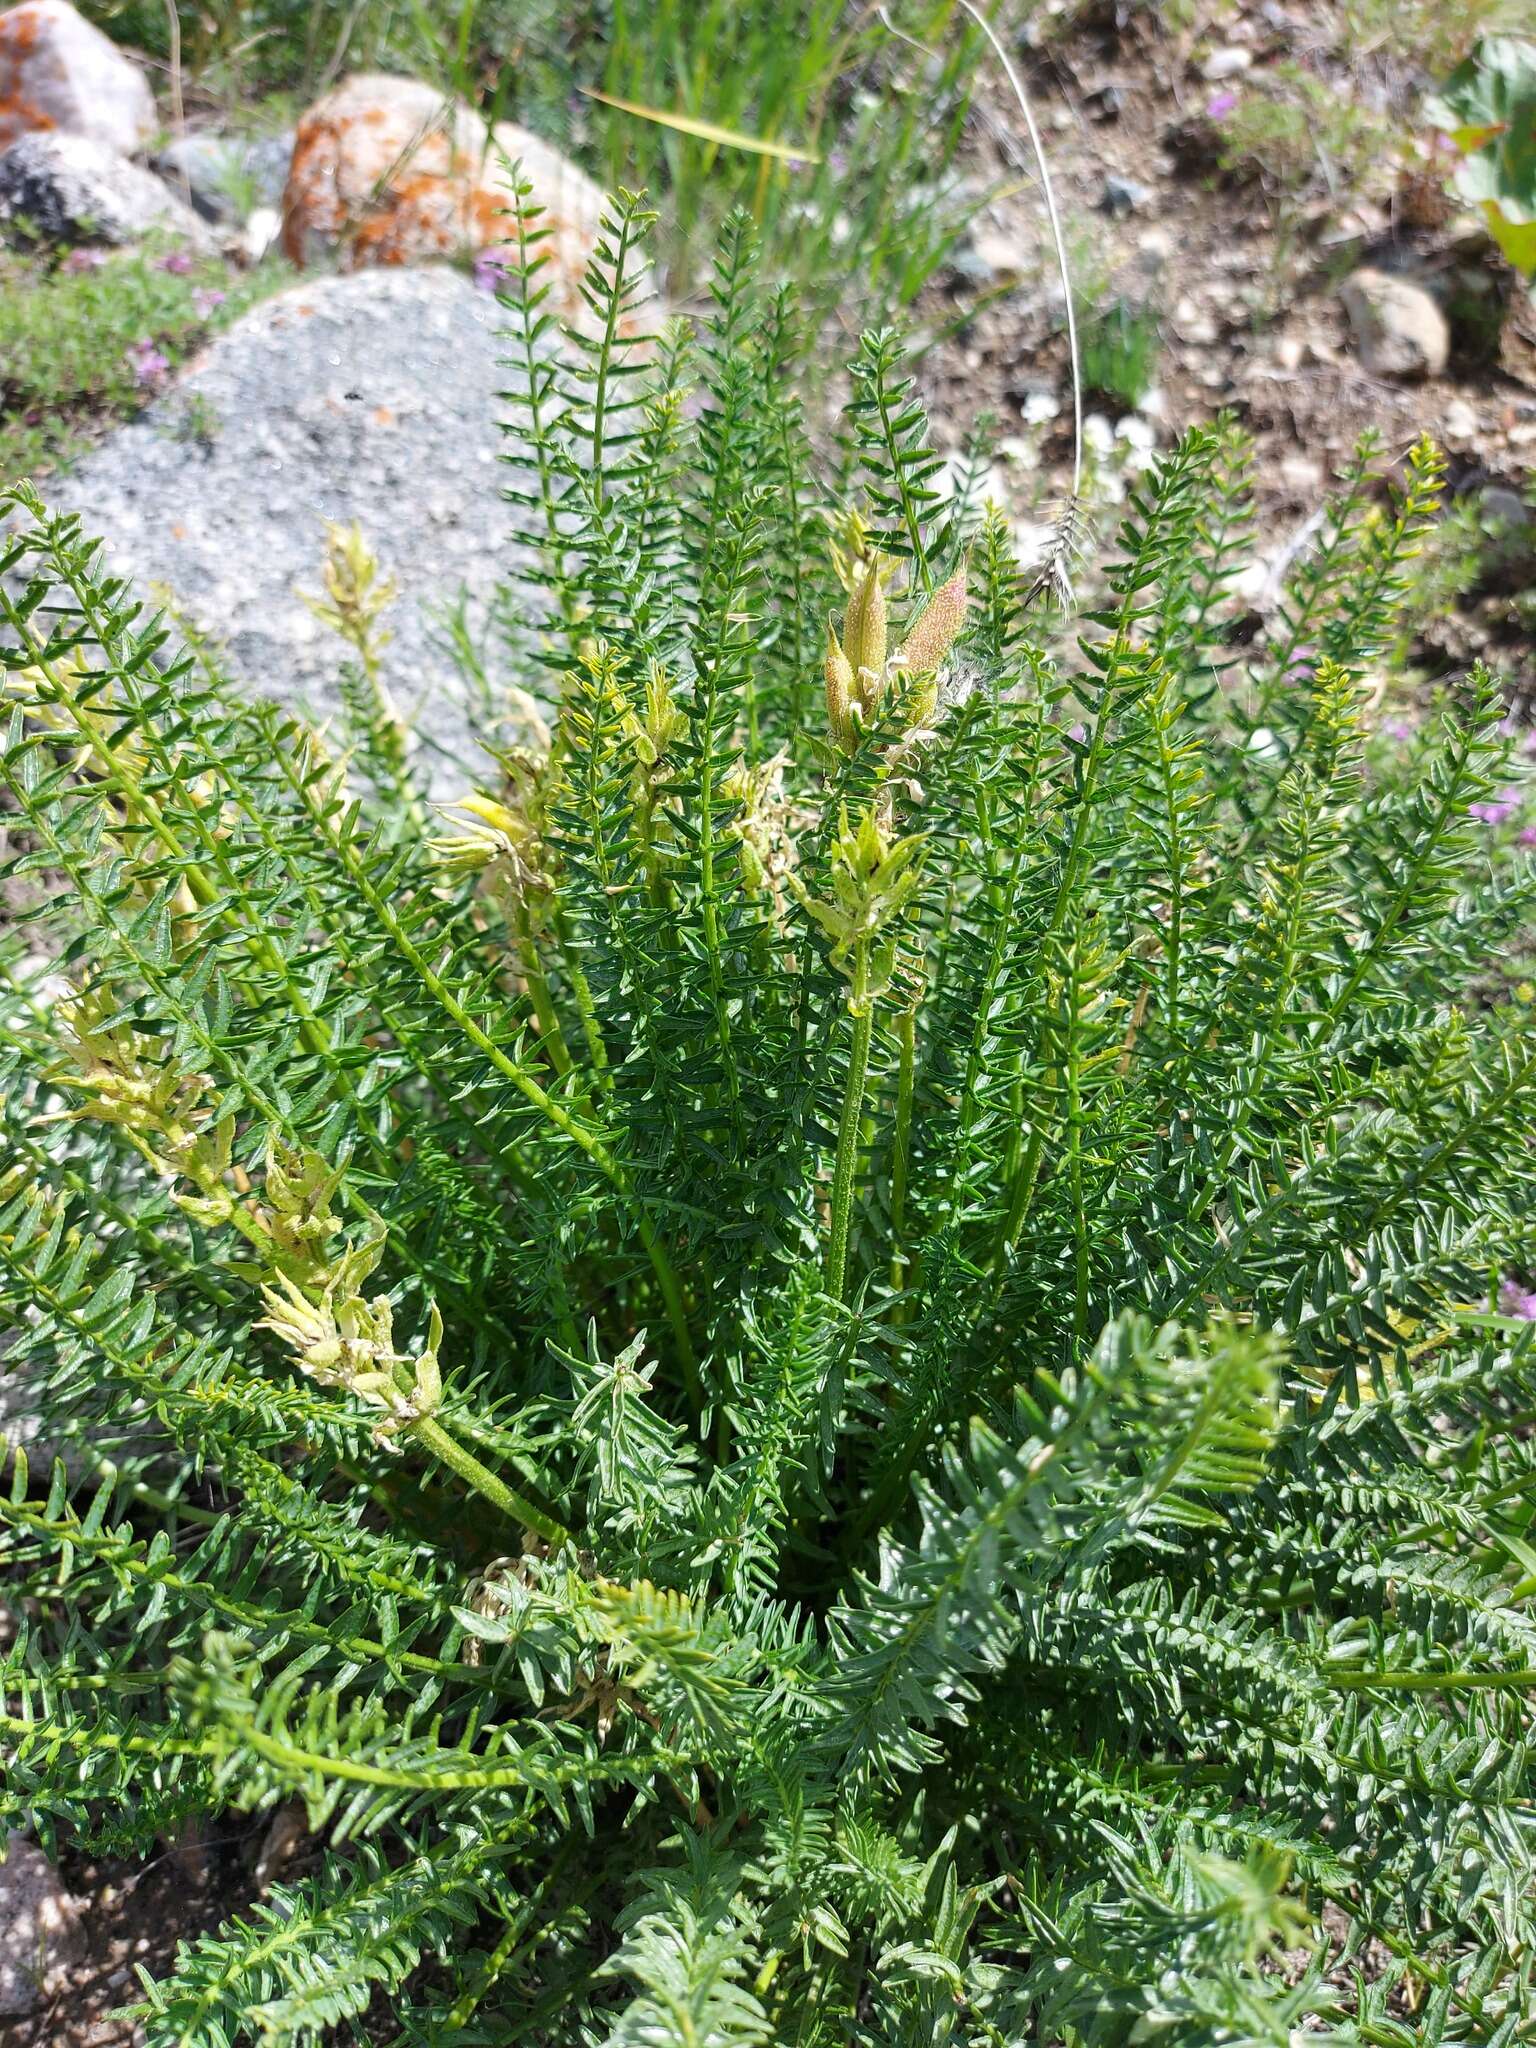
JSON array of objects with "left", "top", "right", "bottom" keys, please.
[
  {"left": 997, "top": 434, "right": 1038, "bottom": 468},
  {"left": 254, "top": 1800, "right": 310, "bottom": 1892},
  {"left": 943, "top": 242, "right": 996, "bottom": 287},
  {"left": 1481, "top": 485, "right": 1530, "bottom": 528},
  {"left": 1136, "top": 385, "right": 1166, "bottom": 417},
  {"left": 1117, "top": 415, "right": 1156, "bottom": 453},
  {"left": 1084, "top": 412, "right": 1115, "bottom": 455},
  {"left": 0, "top": 130, "right": 215, "bottom": 249},
  {"left": 1280, "top": 453, "right": 1324, "bottom": 493},
  {"left": 1019, "top": 388, "right": 1060, "bottom": 425},
  {"left": 1338, "top": 267, "right": 1449, "bottom": 379},
  {"left": 0, "top": 0, "right": 155, "bottom": 155},
  {"left": 1201, "top": 46, "right": 1253, "bottom": 81},
  {"left": 1442, "top": 396, "right": 1477, "bottom": 440},
  {"left": 1136, "top": 225, "right": 1174, "bottom": 273},
  {"left": 1272, "top": 333, "right": 1304, "bottom": 371},
  {"left": 962, "top": 227, "right": 1026, "bottom": 284},
  {"left": 237, "top": 202, "right": 281, "bottom": 264},
  {"left": 0, "top": 1835, "right": 84, "bottom": 2016},
  {"left": 1100, "top": 173, "right": 1153, "bottom": 217}
]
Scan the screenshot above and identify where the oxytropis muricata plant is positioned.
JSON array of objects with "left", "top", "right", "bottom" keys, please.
[{"left": 2, "top": 184, "right": 1536, "bottom": 2047}]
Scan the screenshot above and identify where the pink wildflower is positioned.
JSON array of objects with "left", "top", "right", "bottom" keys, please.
[
  {"left": 158, "top": 248, "right": 194, "bottom": 275},
  {"left": 472, "top": 248, "right": 513, "bottom": 293},
  {"left": 1207, "top": 89, "right": 1239, "bottom": 118},
  {"left": 1499, "top": 1279, "right": 1536, "bottom": 1320},
  {"left": 192, "top": 287, "right": 226, "bottom": 318},
  {"left": 61, "top": 247, "right": 105, "bottom": 275},
  {"left": 127, "top": 338, "right": 171, "bottom": 387},
  {"left": 1470, "top": 788, "right": 1523, "bottom": 826}
]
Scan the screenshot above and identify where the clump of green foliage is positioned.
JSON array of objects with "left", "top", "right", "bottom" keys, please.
[
  {"left": 589, "top": 0, "right": 978, "bottom": 302},
  {"left": 4, "top": 190, "right": 1536, "bottom": 2045},
  {"left": 1428, "top": 34, "right": 1536, "bottom": 276},
  {"left": 0, "top": 237, "right": 267, "bottom": 477},
  {"left": 1214, "top": 61, "right": 1393, "bottom": 199},
  {"left": 1078, "top": 295, "right": 1161, "bottom": 409}
]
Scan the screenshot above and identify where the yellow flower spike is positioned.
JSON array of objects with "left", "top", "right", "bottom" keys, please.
[
  {"left": 260, "top": 1137, "right": 346, "bottom": 1283},
  {"left": 256, "top": 1229, "right": 442, "bottom": 1444},
  {"left": 303, "top": 521, "right": 397, "bottom": 659},
  {"left": 723, "top": 751, "right": 797, "bottom": 909},
  {"left": 623, "top": 663, "right": 688, "bottom": 773},
  {"left": 793, "top": 801, "right": 926, "bottom": 999},
  {"left": 457, "top": 793, "right": 524, "bottom": 836}
]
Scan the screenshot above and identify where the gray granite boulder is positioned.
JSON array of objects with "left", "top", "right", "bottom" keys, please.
[
  {"left": 0, "top": 129, "right": 215, "bottom": 249},
  {"left": 46, "top": 264, "right": 541, "bottom": 788}
]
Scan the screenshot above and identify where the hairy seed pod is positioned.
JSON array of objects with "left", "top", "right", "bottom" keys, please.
[
  {"left": 824, "top": 619, "right": 855, "bottom": 750},
  {"left": 895, "top": 567, "right": 968, "bottom": 677},
  {"left": 840, "top": 558, "right": 888, "bottom": 681}
]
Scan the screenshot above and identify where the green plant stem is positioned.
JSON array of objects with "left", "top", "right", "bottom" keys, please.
[
  {"left": 998, "top": 1081, "right": 1051, "bottom": 1258},
  {"left": 1326, "top": 1665, "right": 1536, "bottom": 1692},
  {"left": 353, "top": 639, "right": 430, "bottom": 842},
  {"left": 827, "top": 971, "right": 874, "bottom": 1303},
  {"left": 434, "top": 1840, "right": 597, "bottom": 2037},
  {"left": 889, "top": 1007, "right": 916, "bottom": 1304},
  {"left": 413, "top": 1415, "right": 570, "bottom": 1547},
  {"left": 555, "top": 909, "right": 613, "bottom": 1097},
  {"left": 516, "top": 928, "right": 573, "bottom": 1076}
]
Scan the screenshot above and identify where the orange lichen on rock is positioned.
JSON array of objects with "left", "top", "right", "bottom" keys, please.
[
  {"left": 0, "top": 0, "right": 155, "bottom": 153},
  {"left": 281, "top": 74, "right": 616, "bottom": 325}
]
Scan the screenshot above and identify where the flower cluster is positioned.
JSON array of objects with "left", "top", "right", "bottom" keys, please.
[
  {"left": 794, "top": 802, "right": 925, "bottom": 1008},
  {"left": 259, "top": 1231, "right": 443, "bottom": 1444}
]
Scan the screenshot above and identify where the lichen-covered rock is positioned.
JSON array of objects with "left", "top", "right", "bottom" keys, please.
[
  {"left": 281, "top": 72, "right": 607, "bottom": 322},
  {"left": 0, "top": 129, "right": 215, "bottom": 249},
  {"left": 0, "top": 0, "right": 155, "bottom": 155},
  {"left": 46, "top": 266, "right": 567, "bottom": 791},
  {"left": 0, "top": 1834, "right": 84, "bottom": 2017},
  {"left": 1339, "top": 266, "right": 1450, "bottom": 380}
]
